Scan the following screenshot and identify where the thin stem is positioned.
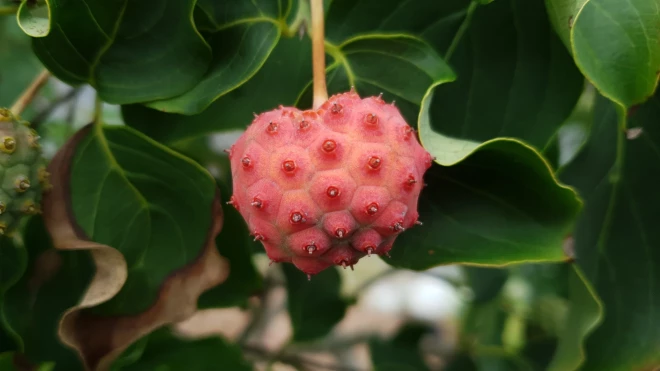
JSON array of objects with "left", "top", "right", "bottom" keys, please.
[
  {"left": 0, "top": 6, "right": 18, "bottom": 15},
  {"left": 10, "top": 69, "right": 50, "bottom": 117},
  {"left": 444, "top": 0, "right": 478, "bottom": 61},
  {"left": 31, "top": 87, "right": 81, "bottom": 128},
  {"left": 310, "top": 0, "right": 328, "bottom": 109},
  {"left": 94, "top": 92, "right": 103, "bottom": 124}
]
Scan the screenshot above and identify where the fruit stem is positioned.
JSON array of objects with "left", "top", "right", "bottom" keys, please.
[
  {"left": 10, "top": 69, "right": 50, "bottom": 117},
  {"left": 310, "top": 0, "right": 328, "bottom": 109}
]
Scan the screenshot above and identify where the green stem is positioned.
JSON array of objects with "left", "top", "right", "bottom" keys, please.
[
  {"left": 444, "top": 1, "right": 479, "bottom": 61},
  {"left": 94, "top": 93, "right": 103, "bottom": 124},
  {"left": 0, "top": 6, "right": 18, "bottom": 16}
]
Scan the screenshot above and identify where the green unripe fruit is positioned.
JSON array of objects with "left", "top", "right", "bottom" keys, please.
[{"left": 0, "top": 108, "right": 49, "bottom": 236}]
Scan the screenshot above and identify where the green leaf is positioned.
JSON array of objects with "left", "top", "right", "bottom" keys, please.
[
  {"left": 550, "top": 93, "right": 660, "bottom": 370},
  {"left": 385, "top": 83, "right": 582, "bottom": 270},
  {"left": 124, "top": 16, "right": 450, "bottom": 144},
  {"left": 369, "top": 324, "right": 431, "bottom": 371},
  {"left": 67, "top": 123, "right": 218, "bottom": 316},
  {"left": 122, "top": 35, "right": 313, "bottom": 144},
  {"left": 112, "top": 327, "right": 252, "bottom": 371},
  {"left": 3, "top": 216, "right": 93, "bottom": 370},
  {"left": 144, "top": 0, "right": 291, "bottom": 115},
  {"left": 430, "top": 0, "right": 584, "bottom": 148},
  {"left": 546, "top": 0, "right": 660, "bottom": 107},
  {"left": 464, "top": 267, "right": 509, "bottom": 304},
  {"left": 282, "top": 264, "right": 346, "bottom": 343},
  {"left": 29, "top": 0, "right": 212, "bottom": 104},
  {"left": 0, "top": 236, "right": 27, "bottom": 353},
  {"left": 16, "top": 0, "right": 50, "bottom": 38},
  {"left": 0, "top": 17, "right": 43, "bottom": 109}
]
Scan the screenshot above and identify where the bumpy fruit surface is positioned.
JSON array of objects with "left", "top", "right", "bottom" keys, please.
[
  {"left": 0, "top": 108, "right": 48, "bottom": 236},
  {"left": 228, "top": 90, "right": 433, "bottom": 276}
]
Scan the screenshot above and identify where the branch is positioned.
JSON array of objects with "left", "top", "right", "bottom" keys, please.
[
  {"left": 0, "top": 5, "right": 18, "bottom": 15},
  {"left": 10, "top": 69, "right": 50, "bottom": 117},
  {"left": 30, "top": 87, "right": 81, "bottom": 127},
  {"left": 311, "top": 0, "right": 328, "bottom": 109},
  {"left": 242, "top": 344, "right": 367, "bottom": 371}
]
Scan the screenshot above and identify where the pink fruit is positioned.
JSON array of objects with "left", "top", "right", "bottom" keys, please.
[{"left": 228, "top": 89, "right": 433, "bottom": 277}]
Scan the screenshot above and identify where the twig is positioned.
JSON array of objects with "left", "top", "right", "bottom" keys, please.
[
  {"left": 0, "top": 6, "right": 18, "bottom": 15},
  {"left": 10, "top": 69, "right": 50, "bottom": 117},
  {"left": 30, "top": 87, "right": 81, "bottom": 127},
  {"left": 310, "top": 0, "right": 328, "bottom": 109},
  {"left": 243, "top": 344, "right": 366, "bottom": 371}
]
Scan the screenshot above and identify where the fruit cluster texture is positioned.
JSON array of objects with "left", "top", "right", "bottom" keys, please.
[
  {"left": 0, "top": 108, "right": 48, "bottom": 236},
  {"left": 228, "top": 90, "right": 432, "bottom": 276}
]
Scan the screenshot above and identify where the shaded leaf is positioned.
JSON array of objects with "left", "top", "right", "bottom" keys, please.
[
  {"left": 550, "top": 93, "right": 660, "bottom": 370},
  {"left": 110, "top": 327, "right": 252, "bottom": 371},
  {"left": 282, "top": 265, "right": 346, "bottom": 343},
  {"left": 8, "top": 123, "right": 232, "bottom": 370},
  {"left": 546, "top": 0, "right": 660, "bottom": 107},
  {"left": 3, "top": 216, "right": 94, "bottom": 370},
  {"left": 386, "top": 83, "right": 582, "bottom": 270},
  {"left": 197, "top": 178, "right": 263, "bottom": 309},
  {"left": 122, "top": 35, "right": 313, "bottom": 144},
  {"left": 464, "top": 267, "right": 509, "bottom": 304},
  {"left": 16, "top": 0, "right": 50, "bottom": 38},
  {"left": 429, "top": 0, "right": 584, "bottom": 148},
  {"left": 124, "top": 13, "right": 451, "bottom": 144},
  {"left": 369, "top": 324, "right": 431, "bottom": 371},
  {"left": 0, "top": 18, "right": 43, "bottom": 109},
  {"left": 0, "top": 236, "right": 27, "bottom": 354},
  {"left": 29, "top": 0, "right": 212, "bottom": 104},
  {"left": 145, "top": 1, "right": 290, "bottom": 114}
]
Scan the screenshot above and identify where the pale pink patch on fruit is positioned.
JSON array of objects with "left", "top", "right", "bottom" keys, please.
[
  {"left": 349, "top": 186, "right": 391, "bottom": 225},
  {"left": 287, "top": 227, "right": 332, "bottom": 257},
  {"left": 275, "top": 190, "right": 321, "bottom": 234}
]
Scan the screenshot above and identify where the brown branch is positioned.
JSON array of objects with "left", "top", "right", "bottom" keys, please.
[
  {"left": 10, "top": 69, "right": 50, "bottom": 117},
  {"left": 311, "top": 0, "right": 328, "bottom": 109},
  {"left": 242, "top": 344, "right": 367, "bottom": 371}
]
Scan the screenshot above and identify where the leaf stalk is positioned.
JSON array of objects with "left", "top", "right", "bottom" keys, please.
[{"left": 10, "top": 69, "right": 50, "bottom": 117}]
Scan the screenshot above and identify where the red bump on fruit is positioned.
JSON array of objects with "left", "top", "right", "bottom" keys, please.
[
  {"left": 276, "top": 190, "right": 321, "bottom": 233},
  {"left": 292, "top": 256, "right": 332, "bottom": 275},
  {"left": 322, "top": 211, "right": 358, "bottom": 239},
  {"left": 287, "top": 227, "right": 331, "bottom": 257},
  {"left": 282, "top": 160, "right": 296, "bottom": 173},
  {"left": 351, "top": 228, "right": 383, "bottom": 255},
  {"left": 323, "top": 140, "right": 336, "bottom": 152},
  {"left": 349, "top": 186, "right": 391, "bottom": 224},
  {"left": 309, "top": 169, "right": 357, "bottom": 212},
  {"left": 373, "top": 201, "right": 408, "bottom": 237}
]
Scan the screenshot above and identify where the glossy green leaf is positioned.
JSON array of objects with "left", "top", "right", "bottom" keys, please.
[
  {"left": 282, "top": 265, "right": 346, "bottom": 343},
  {"left": 122, "top": 35, "right": 313, "bottom": 144},
  {"left": 144, "top": 0, "right": 291, "bottom": 115},
  {"left": 112, "top": 327, "right": 252, "bottom": 371},
  {"left": 16, "top": 0, "right": 50, "bottom": 38},
  {"left": 67, "top": 123, "right": 218, "bottom": 316},
  {"left": 429, "top": 0, "right": 584, "bottom": 148},
  {"left": 546, "top": 0, "right": 660, "bottom": 107},
  {"left": 0, "top": 236, "right": 27, "bottom": 354},
  {"left": 2, "top": 216, "right": 93, "bottom": 370},
  {"left": 324, "top": 0, "right": 583, "bottom": 148},
  {"left": 124, "top": 7, "right": 452, "bottom": 144},
  {"left": 386, "top": 83, "right": 582, "bottom": 270},
  {"left": 550, "top": 93, "right": 660, "bottom": 370},
  {"left": 29, "top": 0, "right": 212, "bottom": 104},
  {"left": 369, "top": 324, "right": 431, "bottom": 371}
]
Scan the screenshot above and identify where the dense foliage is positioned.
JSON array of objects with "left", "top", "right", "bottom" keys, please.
[{"left": 0, "top": 0, "right": 658, "bottom": 370}]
